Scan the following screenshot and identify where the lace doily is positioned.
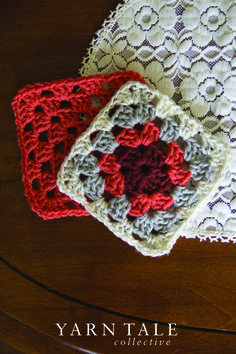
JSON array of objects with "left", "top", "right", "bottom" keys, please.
[
  {"left": 57, "top": 81, "right": 230, "bottom": 256},
  {"left": 79, "top": 0, "right": 236, "bottom": 244},
  {"left": 12, "top": 71, "right": 145, "bottom": 219}
]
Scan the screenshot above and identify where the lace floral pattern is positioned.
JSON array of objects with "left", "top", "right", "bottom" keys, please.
[{"left": 79, "top": 0, "right": 236, "bottom": 244}]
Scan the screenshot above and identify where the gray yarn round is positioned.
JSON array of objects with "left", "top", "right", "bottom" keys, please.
[
  {"left": 83, "top": 175, "right": 105, "bottom": 201},
  {"left": 172, "top": 186, "right": 198, "bottom": 207},
  {"left": 159, "top": 116, "right": 180, "bottom": 143},
  {"left": 184, "top": 136, "right": 203, "bottom": 161},
  {"left": 111, "top": 102, "right": 156, "bottom": 128},
  {"left": 133, "top": 210, "right": 180, "bottom": 239},
  {"left": 152, "top": 211, "right": 179, "bottom": 233},
  {"left": 107, "top": 195, "right": 131, "bottom": 222},
  {"left": 73, "top": 154, "right": 99, "bottom": 176},
  {"left": 136, "top": 102, "right": 156, "bottom": 124},
  {"left": 132, "top": 213, "right": 154, "bottom": 239},
  {"left": 92, "top": 130, "right": 118, "bottom": 153},
  {"left": 189, "top": 156, "right": 215, "bottom": 182},
  {"left": 111, "top": 105, "right": 136, "bottom": 128}
]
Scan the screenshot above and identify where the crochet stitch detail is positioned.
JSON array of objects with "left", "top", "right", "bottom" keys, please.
[
  {"left": 57, "top": 81, "right": 230, "bottom": 257},
  {"left": 92, "top": 130, "right": 119, "bottom": 153},
  {"left": 107, "top": 195, "right": 131, "bottom": 222},
  {"left": 111, "top": 102, "right": 156, "bottom": 128},
  {"left": 12, "top": 71, "right": 146, "bottom": 219},
  {"left": 73, "top": 154, "right": 99, "bottom": 176}
]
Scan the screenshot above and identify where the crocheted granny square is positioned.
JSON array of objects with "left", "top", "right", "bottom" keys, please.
[
  {"left": 57, "top": 81, "right": 230, "bottom": 256},
  {"left": 12, "top": 71, "right": 146, "bottom": 219}
]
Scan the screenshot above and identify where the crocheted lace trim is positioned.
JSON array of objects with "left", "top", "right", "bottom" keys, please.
[
  {"left": 12, "top": 71, "right": 145, "bottom": 219},
  {"left": 79, "top": 0, "right": 236, "bottom": 245},
  {"left": 57, "top": 81, "right": 231, "bottom": 256}
]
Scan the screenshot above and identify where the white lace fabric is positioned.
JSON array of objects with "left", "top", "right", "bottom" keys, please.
[{"left": 79, "top": 0, "right": 236, "bottom": 244}]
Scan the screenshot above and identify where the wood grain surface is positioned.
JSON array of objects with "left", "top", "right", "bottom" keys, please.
[{"left": 0, "top": 1, "right": 236, "bottom": 353}]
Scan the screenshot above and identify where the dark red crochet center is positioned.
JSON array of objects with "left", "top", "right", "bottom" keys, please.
[{"left": 115, "top": 142, "right": 172, "bottom": 197}]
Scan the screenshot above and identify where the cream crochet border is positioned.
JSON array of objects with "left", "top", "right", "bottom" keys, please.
[{"left": 57, "top": 81, "right": 231, "bottom": 256}]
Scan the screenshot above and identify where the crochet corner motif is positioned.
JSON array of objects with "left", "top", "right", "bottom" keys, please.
[{"left": 57, "top": 81, "right": 227, "bottom": 257}]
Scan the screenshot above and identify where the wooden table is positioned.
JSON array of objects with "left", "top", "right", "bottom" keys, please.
[{"left": 0, "top": 1, "right": 236, "bottom": 353}]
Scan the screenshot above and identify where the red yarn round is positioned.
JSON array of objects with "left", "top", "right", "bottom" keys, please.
[
  {"left": 150, "top": 192, "right": 174, "bottom": 211},
  {"left": 116, "top": 128, "right": 141, "bottom": 147},
  {"left": 140, "top": 122, "right": 160, "bottom": 146},
  {"left": 105, "top": 172, "right": 125, "bottom": 197},
  {"left": 165, "top": 142, "right": 184, "bottom": 166},
  {"left": 129, "top": 192, "right": 174, "bottom": 217},
  {"left": 98, "top": 153, "right": 121, "bottom": 174},
  {"left": 167, "top": 166, "right": 191, "bottom": 186},
  {"left": 129, "top": 194, "right": 151, "bottom": 217},
  {"left": 98, "top": 121, "right": 191, "bottom": 218}
]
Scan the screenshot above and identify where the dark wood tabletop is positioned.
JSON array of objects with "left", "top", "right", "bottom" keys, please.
[{"left": 0, "top": 1, "right": 236, "bottom": 353}]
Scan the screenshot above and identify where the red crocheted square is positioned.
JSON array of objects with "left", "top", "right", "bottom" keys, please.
[{"left": 12, "top": 71, "right": 146, "bottom": 219}]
